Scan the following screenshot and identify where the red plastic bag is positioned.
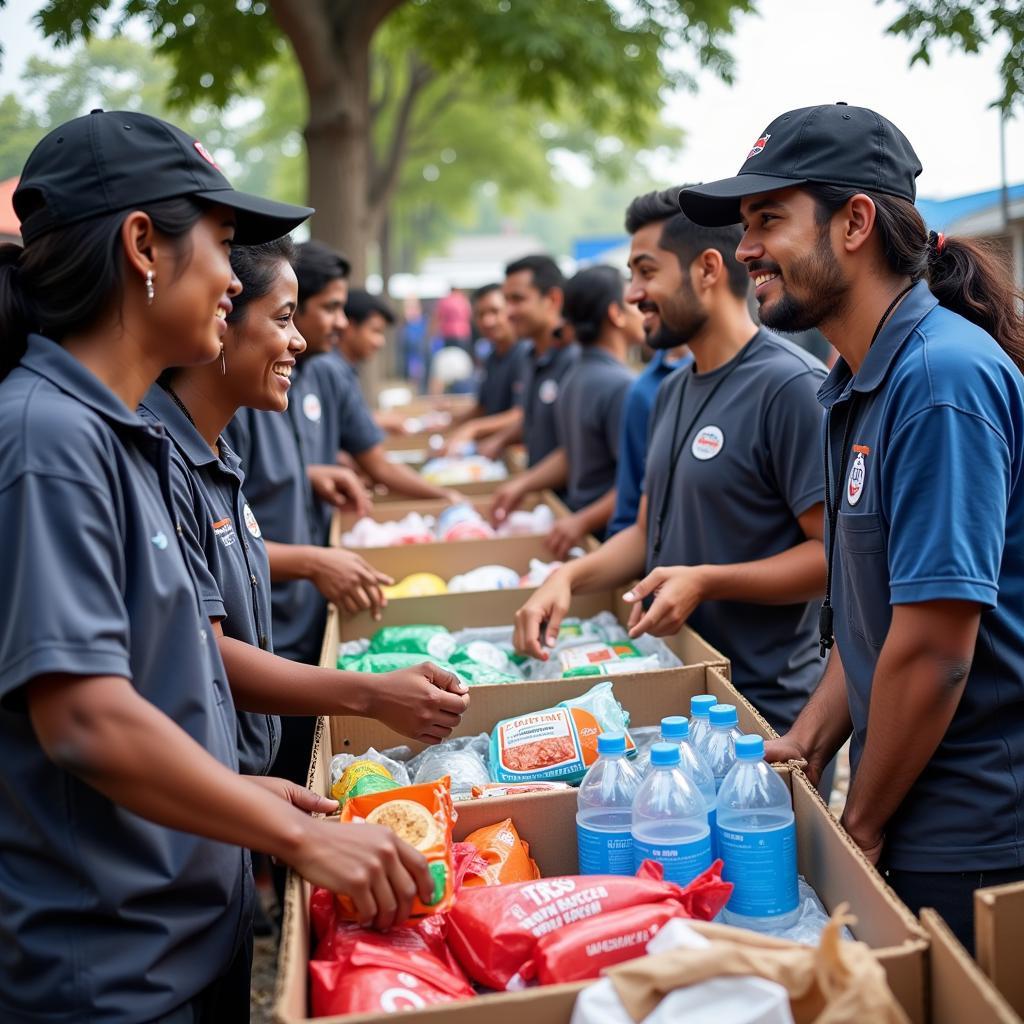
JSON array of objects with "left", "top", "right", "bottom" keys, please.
[
  {"left": 445, "top": 859, "right": 731, "bottom": 990},
  {"left": 310, "top": 941, "right": 474, "bottom": 1017},
  {"left": 524, "top": 903, "right": 691, "bottom": 984}
]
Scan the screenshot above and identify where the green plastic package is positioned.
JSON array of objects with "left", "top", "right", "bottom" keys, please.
[
  {"left": 338, "top": 651, "right": 431, "bottom": 674},
  {"left": 367, "top": 625, "right": 457, "bottom": 660}
]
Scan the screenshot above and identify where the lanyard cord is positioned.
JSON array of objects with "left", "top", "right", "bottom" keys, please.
[
  {"left": 818, "top": 283, "right": 915, "bottom": 657},
  {"left": 651, "top": 338, "right": 757, "bottom": 558}
]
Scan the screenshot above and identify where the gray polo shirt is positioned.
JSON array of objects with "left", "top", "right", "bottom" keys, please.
[
  {"left": 555, "top": 347, "right": 634, "bottom": 514},
  {"left": 478, "top": 340, "right": 530, "bottom": 416},
  {"left": 519, "top": 341, "right": 580, "bottom": 467},
  {"left": 643, "top": 330, "right": 827, "bottom": 731},
  {"left": 224, "top": 353, "right": 381, "bottom": 665},
  {"left": 0, "top": 336, "right": 248, "bottom": 1023},
  {"left": 140, "top": 385, "right": 280, "bottom": 776}
]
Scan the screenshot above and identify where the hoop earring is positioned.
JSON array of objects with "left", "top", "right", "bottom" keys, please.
[
  {"left": 219, "top": 342, "right": 226, "bottom": 375},
  {"left": 145, "top": 270, "right": 155, "bottom": 306}
]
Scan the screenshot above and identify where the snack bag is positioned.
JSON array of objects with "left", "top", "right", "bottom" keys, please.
[
  {"left": 382, "top": 573, "right": 449, "bottom": 599},
  {"left": 461, "top": 818, "right": 540, "bottom": 887},
  {"left": 562, "top": 654, "right": 661, "bottom": 678},
  {"left": 338, "top": 778, "right": 456, "bottom": 917},
  {"left": 368, "top": 624, "right": 456, "bottom": 659},
  {"left": 524, "top": 900, "right": 727, "bottom": 984},
  {"left": 489, "top": 681, "right": 634, "bottom": 784},
  {"left": 331, "top": 759, "right": 400, "bottom": 803},
  {"left": 559, "top": 639, "right": 642, "bottom": 672},
  {"left": 337, "top": 650, "right": 430, "bottom": 674},
  {"left": 470, "top": 781, "right": 573, "bottom": 799},
  {"left": 448, "top": 661, "right": 520, "bottom": 686},
  {"left": 445, "top": 859, "right": 729, "bottom": 990},
  {"left": 309, "top": 941, "right": 474, "bottom": 1017}
]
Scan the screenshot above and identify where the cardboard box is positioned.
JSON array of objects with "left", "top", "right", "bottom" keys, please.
[
  {"left": 975, "top": 880, "right": 1024, "bottom": 1018},
  {"left": 275, "top": 749, "right": 929, "bottom": 1024},
  {"left": 318, "top": 588, "right": 730, "bottom": 685},
  {"left": 921, "top": 909, "right": 1021, "bottom": 1023}
]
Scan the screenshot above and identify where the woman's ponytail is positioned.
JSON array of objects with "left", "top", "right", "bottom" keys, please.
[
  {"left": 925, "top": 231, "right": 1024, "bottom": 372},
  {"left": 0, "top": 244, "right": 35, "bottom": 382}
]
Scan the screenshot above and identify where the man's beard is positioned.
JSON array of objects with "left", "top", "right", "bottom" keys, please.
[
  {"left": 644, "top": 277, "right": 708, "bottom": 349},
  {"left": 758, "top": 229, "right": 848, "bottom": 332}
]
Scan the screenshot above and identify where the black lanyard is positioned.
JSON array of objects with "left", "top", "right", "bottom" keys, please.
[
  {"left": 818, "top": 284, "right": 914, "bottom": 657},
  {"left": 651, "top": 337, "right": 757, "bottom": 559}
]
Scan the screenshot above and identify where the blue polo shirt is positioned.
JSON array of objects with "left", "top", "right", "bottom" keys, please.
[
  {"left": 0, "top": 337, "right": 248, "bottom": 1023},
  {"left": 820, "top": 281, "right": 1024, "bottom": 871},
  {"left": 608, "top": 349, "right": 692, "bottom": 536},
  {"left": 140, "top": 385, "right": 280, "bottom": 776},
  {"left": 518, "top": 341, "right": 581, "bottom": 466},
  {"left": 478, "top": 340, "right": 530, "bottom": 415},
  {"left": 225, "top": 353, "right": 381, "bottom": 665}
]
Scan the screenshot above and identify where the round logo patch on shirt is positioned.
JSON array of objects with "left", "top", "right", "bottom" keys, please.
[
  {"left": 538, "top": 379, "right": 559, "bottom": 405},
  {"left": 691, "top": 425, "right": 724, "bottom": 461},
  {"left": 243, "top": 503, "right": 262, "bottom": 538},
  {"left": 848, "top": 451, "right": 867, "bottom": 506},
  {"left": 302, "top": 392, "right": 322, "bottom": 423}
]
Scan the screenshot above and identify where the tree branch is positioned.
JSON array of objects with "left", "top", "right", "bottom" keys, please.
[
  {"left": 369, "top": 50, "right": 395, "bottom": 121},
  {"left": 267, "top": 0, "right": 336, "bottom": 96},
  {"left": 369, "top": 52, "right": 434, "bottom": 209}
]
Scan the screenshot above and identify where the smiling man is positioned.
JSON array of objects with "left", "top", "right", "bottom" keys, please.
[
  {"left": 513, "top": 190, "right": 829, "bottom": 736},
  {"left": 680, "top": 102, "right": 1024, "bottom": 949}
]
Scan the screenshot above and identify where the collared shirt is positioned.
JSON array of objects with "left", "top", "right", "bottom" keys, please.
[
  {"left": 519, "top": 341, "right": 580, "bottom": 466},
  {"left": 140, "top": 385, "right": 280, "bottom": 776},
  {"left": 478, "top": 339, "right": 530, "bottom": 416},
  {"left": 819, "top": 280, "right": 1024, "bottom": 872},
  {"left": 224, "top": 353, "right": 380, "bottom": 665},
  {"left": 644, "top": 330, "right": 827, "bottom": 731},
  {"left": 0, "top": 336, "right": 248, "bottom": 1023},
  {"left": 608, "top": 349, "right": 692, "bottom": 536},
  {"left": 555, "top": 347, "right": 635, "bottom": 516}
]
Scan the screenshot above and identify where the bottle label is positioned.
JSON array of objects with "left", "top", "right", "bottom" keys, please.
[
  {"left": 632, "top": 833, "right": 712, "bottom": 885},
  {"left": 577, "top": 824, "right": 634, "bottom": 875},
  {"left": 718, "top": 820, "right": 798, "bottom": 917}
]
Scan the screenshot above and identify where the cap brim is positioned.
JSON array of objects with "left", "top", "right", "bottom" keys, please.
[
  {"left": 677, "top": 173, "right": 809, "bottom": 226},
  {"left": 195, "top": 188, "right": 314, "bottom": 244}
]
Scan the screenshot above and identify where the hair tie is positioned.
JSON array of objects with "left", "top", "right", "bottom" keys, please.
[{"left": 928, "top": 230, "right": 947, "bottom": 256}]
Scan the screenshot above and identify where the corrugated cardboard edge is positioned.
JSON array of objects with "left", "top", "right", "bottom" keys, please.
[
  {"left": 922, "top": 908, "right": 1022, "bottom": 1024},
  {"left": 975, "top": 880, "right": 1024, "bottom": 1018}
]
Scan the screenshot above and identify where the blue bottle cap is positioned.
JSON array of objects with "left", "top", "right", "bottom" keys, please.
[
  {"left": 661, "top": 716, "right": 689, "bottom": 741},
  {"left": 597, "top": 732, "right": 627, "bottom": 754},
  {"left": 709, "top": 703, "right": 738, "bottom": 727},
  {"left": 650, "top": 742, "right": 681, "bottom": 767},
  {"left": 734, "top": 734, "right": 765, "bottom": 760},
  {"left": 690, "top": 694, "right": 717, "bottom": 718}
]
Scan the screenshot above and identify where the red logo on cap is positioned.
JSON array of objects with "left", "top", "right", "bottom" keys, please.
[
  {"left": 747, "top": 133, "right": 771, "bottom": 159},
  {"left": 193, "top": 141, "right": 220, "bottom": 169}
]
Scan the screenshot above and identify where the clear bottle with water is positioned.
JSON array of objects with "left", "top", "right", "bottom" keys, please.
[
  {"left": 660, "top": 715, "right": 718, "bottom": 856},
  {"left": 705, "top": 703, "right": 743, "bottom": 792},
  {"left": 576, "top": 732, "right": 641, "bottom": 875},
  {"left": 631, "top": 742, "right": 712, "bottom": 885},
  {"left": 688, "top": 694, "right": 717, "bottom": 756},
  {"left": 716, "top": 734, "right": 799, "bottom": 930}
]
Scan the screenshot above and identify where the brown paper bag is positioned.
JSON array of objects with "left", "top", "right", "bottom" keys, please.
[{"left": 606, "top": 904, "right": 909, "bottom": 1024}]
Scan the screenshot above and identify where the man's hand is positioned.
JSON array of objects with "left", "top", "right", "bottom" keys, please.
[
  {"left": 309, "top": 548, "right": 393, "bottom": 618},
  {"left": 545, "top": 513, "right": 586, "bottom": 561},
  {"left": 376, "top": 410, "right": 411, "bottom": 436},
  {"left": 491, "top": 480, "right": 524, "bottom": 525},
  {"left": 476, "top": 434, "right": 506, "bottom": 462},
  {"left": 248, "top": 776, "right": 338, "bottom": 815},
  {"left": 514, "top": 573, "right": 573, "bottom": 659},
  {"left": 307, "top": 464, "right": 373, "bottom": 519},
  {"left": 440, "top": 425, "right": 477, "bottom": 457},
  {"left": 840, "top": 813, "right": 884, "bottom": 866},
  {"left": 366, "top": 662, "right": 470, "bottom": 743},
  {"left": 292, "top": 818, "right": 434, "bottom": 930},
  {"left": 763, "top": 736, "right": 813, "bottom": 782},
  {"left": 623, "top": 565, "right": 707, "bottom": 638}
]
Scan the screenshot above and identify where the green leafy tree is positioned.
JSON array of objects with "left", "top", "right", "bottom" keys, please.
[
  {"left": 20, "top": 0, "right": 754, "bottom": 279},
  {"left": 0, "top": 93, "right": 39, "bottom": 180}
]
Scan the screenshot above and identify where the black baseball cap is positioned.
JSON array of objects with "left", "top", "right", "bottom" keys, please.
[
  {"left": 14, "top": 109, "right": 314, "bottom": 244},
  {"left": 677, "top": 103, "right": 922, "bottom": 226}
]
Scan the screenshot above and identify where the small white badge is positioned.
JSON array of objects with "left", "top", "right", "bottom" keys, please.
[
  {"left": 539, "top": 379, "right": 559, "bottom": 404},
  {"left": 847, "top": 451, "right": 866, "bottom": 506},
  {"left": 691, "top": 425, "right": 724, "bottom": 461},
  {"left": 302, "top": 392, "right": 322, "bottom": 422},
  {"left": 243, "top": 503, "right": 262, "bottom": 538}
]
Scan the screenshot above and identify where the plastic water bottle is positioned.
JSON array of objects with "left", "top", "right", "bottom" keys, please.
[
  {"left": 716, "top": 734, "right": 799, "bottom": 930},
  {"left": 576, "top": 733, "right": 641, "bottom": 875},
  {"left": 631, "top": 742, "right": 712, "bottom": 885},
  {"left": 688, "top": 694, "right": 717, "bottom": 756},
  {"left": 660, "top": 716, "right": 718, "bottom": 856},
  {"left": 705, "top": 703, "right": 743, "bottom": 792}
]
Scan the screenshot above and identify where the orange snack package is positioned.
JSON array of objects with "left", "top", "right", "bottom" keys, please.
[
  {"left": 338, "top": 777, "right": 456, "bottom": 918},
  {"left": 461, "top": 818, "right": 540, "bottom": 887}
]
